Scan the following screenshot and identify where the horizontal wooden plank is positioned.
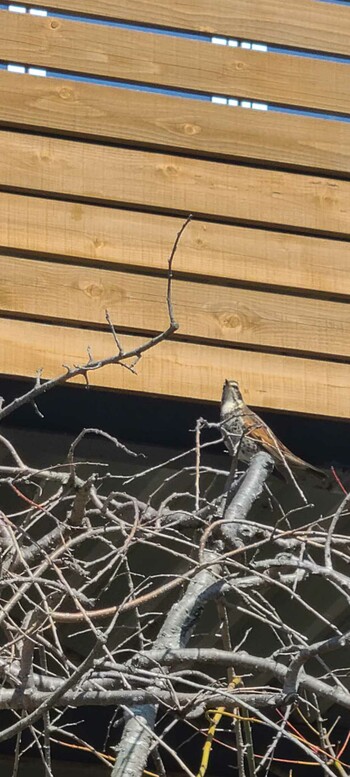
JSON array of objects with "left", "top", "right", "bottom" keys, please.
[
  {"left": 0, "top": 132, "right": 349, "bottom": 237},
  {"left": 1, "top": 11, "right": 349, "bottom": 115},
  {"left": 1, "top": 73, "right": 350, "bottom": 176},
  {"left": 26, "top": 0, "right": 350, "bottom": 59},
  {"left": 2, "top": 193, "right": 350, "bottom": 297},
  {"left": 1, "top": 316, "right": 350, "bottom": 417},
  {"left": 2, "top": 254, "right": 350, "bottom": 359}
]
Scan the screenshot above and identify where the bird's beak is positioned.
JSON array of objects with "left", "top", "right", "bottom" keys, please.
[{"left": 222, "top": 380, "right": 231, "bottom": 399}]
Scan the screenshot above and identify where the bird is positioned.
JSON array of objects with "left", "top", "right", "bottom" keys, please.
[{"left": 220, "top": 379, "right": 327, "bottom": 481}]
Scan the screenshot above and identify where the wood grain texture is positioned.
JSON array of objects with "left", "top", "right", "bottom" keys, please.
[
  {"left": 1, "top": 73, "right": 349, "bottom": 176},
  {"left": 1, "top": 132, "right": 350, "bottom": 237},
  {"left": 1, "top": 316, "right": 350, "bottom": 418},
  {"left": 26, "top": 0, "right": 350, "bottom": 58},
  {"left": 2, "top": 254, "right": 350, "bottom": 359},
  {"left": 2, "top": 193, "right": 350, "bottom": 297},
  {"left": 1, "top": 11, "right": 349, "bottom": 115}
]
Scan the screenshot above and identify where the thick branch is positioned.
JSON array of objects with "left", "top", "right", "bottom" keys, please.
[
  {"left": 0, "top": 687, "right": 282, "bottom": 711},
  {"left": 221, "top": 451, "right": 274, "bottom": 545},
  {"left": 112, "top": 549, "right": 221, "bottom": 777},
  {"left": 2, "top": 646, "right": 350, "bottom": 713}
]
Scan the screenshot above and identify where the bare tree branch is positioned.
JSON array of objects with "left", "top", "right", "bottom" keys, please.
[{"left": 0, "top": 228, "right": 349, "bottom": 774}]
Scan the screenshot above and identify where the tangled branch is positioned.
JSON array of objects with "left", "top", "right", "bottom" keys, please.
[{"left": 0, "top": 216, "right": 349, "bottom": 776}]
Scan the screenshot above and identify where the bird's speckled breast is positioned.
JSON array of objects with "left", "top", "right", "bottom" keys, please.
[{"left": 221, "top": 402, "right": 259, "bottom": 461}]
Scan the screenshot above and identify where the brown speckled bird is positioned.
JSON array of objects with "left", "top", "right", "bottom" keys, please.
[{"left": 220, "top": 379, "right": 327, "bottom": 480}]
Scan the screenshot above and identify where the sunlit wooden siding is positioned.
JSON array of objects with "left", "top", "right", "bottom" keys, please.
[
  {"left": 0, "top": 3, "right": 349, "bottom": 418},
  {"left": 1, "top": 11, "right": 349, "bottom": 113},
  {"left": 26, "top": 0, "right": 350, "bottom": 58}
]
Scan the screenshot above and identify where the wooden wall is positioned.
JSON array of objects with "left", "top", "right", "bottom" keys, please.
[{"left": 0, "top": 2, "right": 349, "bottom": 417}]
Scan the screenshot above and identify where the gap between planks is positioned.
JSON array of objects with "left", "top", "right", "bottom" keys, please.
[
  {"left": 1, "top": 192, "right": 350, "bottom": 298},
  {"left": 0, "top": 132, "right": 350, "bottom": 238},
  {"left": 25, "top": 0, "right": 350, "bottom": 59},
  {"left": 1, "top": 11, "right": 350, "bottom": 115},
  {"left": 1, "top": 316, "right": 350, "bottom": 418},
  {"left": 1, "top": 253, "right": 350, "bottom": 361},
  {"left": 1, "top": 73, "right": 350, "bottom": 178}
]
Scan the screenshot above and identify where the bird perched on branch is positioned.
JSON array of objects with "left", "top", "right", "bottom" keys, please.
[{"left": 220, "top": 379, "right": 328, "bottom": 482}]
